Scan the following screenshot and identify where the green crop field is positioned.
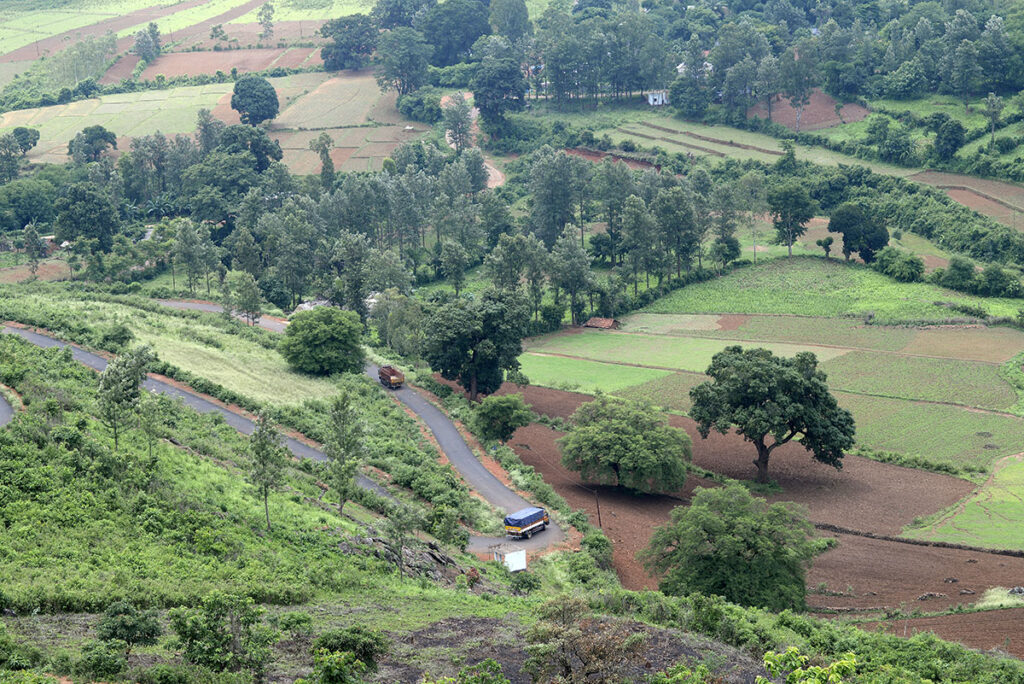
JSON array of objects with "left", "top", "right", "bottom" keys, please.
[
  {"left": 518, "top": 353, "right": 672, "bottom": 393},
  {"left": 119, "top": 0, "right": 253, "bottom": 37},
  {"left": 0, "top": 83, "right": 234, "bottom": 163},
  {"left": 615, "top": 371, "right": 704, "bottom": 413},
  {"left": 525, "top": 329, "right": 850, "bottom": 373},
  {"left": 905, "top": 457, "right": 1024, "bottom": 550},
  {"left": 642, "top": 257, "right": 1023, "bottom": 323},
  {"left": 821, "top": 351, "right": 1017, "bottom": 411},
  {"left": 834, "top": 393, "right": 1023, "bottom": 470},
  {"left": 621, "top": 313, "right": 918, "bottom": 352},
  {"left": 232, "top": 0, "right": 374, "bottom": 22}
]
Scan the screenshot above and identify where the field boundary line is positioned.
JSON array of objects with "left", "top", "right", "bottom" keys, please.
[
  {"left": 930, "top": 184, "right": 1024, "bottom": 213},
  {"left": 636, "top": 120, "right": 785, "bottom": 156},
  {"left": 816, "top": 523, "right": 1024, "bottom": 558},
  {"left": 604, "top": 327, "right": 1009, "bottom": 365},
  {"left": 524, "top": 351, "right": 1021, "bottom": 416},
  {"left": 616, "top": 127, "right": 727, "bottom": 157},
  {"left": 832, "top": 389, "right": 1021, "bottom": 418}
]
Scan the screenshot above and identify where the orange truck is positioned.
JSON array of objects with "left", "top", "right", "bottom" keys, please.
[{"left": 378, "top": 365, "right": 405, "bottom": 389}]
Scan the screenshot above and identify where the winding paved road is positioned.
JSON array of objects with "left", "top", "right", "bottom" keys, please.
[
  {"left": 0, "top": 393, "right": 12, "bottom": 428},
  {"left": 3, "top": 307, "right": 563, "bottom": 552}
]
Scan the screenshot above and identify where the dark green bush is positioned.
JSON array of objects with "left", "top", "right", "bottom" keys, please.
[{"left": 313, "top": 626, "right": 390, "bottom": 671}]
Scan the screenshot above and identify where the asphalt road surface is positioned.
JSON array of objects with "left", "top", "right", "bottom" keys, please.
[
  {"left": 0, "top": 393, "right": 12, "bottom": 428},
  {"left": 4, "top": 312, "right": 564, "bottom": 552}
]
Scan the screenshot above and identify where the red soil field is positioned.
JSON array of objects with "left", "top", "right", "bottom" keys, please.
[
  {"left": 944, "top": 188, "right": 1020, "bottom": 228},
  {"left": 178, "top": 21, "right": 325, "bottom": 51},
  {"left": 485, "top": 382, "right": 1024, "bottom": 655},
  {"left": 911, "top": 170, "right": 1024, "bottom": 211},
  {"left": 99, "top": 55, "right": 141, "bottom": 85},
  {"left": 864, "top": 608, "right": 1024, "bottom": 659},
  {"left": 748, "top": 89, "right": 869, "bottom": 131},
  {"left": 0, "top": 0, "right": 207, "bottom": 62},
  {"left": 138, "top": 47, "right": 318, "bottom": 79}
]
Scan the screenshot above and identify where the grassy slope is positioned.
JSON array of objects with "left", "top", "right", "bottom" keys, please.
[{"left": 642, "top": 257, "right": 1023, "bottom": 323}]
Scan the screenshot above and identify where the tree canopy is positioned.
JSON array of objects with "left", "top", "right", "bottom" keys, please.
[
  {"left": 559, "top": 395, "right": 691, "bottom": 494},
  {"left": 640, "top": 484, "right": 824, "bottom": 611},
  {"left": 689, "top": 346, "right": 855, "bottom": 484},
  {"left": 278, "top": 306, "right": 365, "bottom": 375},
  {"left": 231, "top": 75, "right": 280, "bottom": 125},
  {"left": 422, "top": 288, "right": 529, "bottom": 400}
]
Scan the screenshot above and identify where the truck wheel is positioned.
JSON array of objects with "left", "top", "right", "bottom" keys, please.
[{"left": 526, "top": 530, "right": 533, "bottom": 539}]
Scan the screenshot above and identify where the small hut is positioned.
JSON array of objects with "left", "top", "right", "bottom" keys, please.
[{"left": 584, "top": 317, "right": 619, "bottom": 330}]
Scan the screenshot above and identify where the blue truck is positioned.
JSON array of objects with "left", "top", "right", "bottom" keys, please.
[{"left": 504, "top": 506, "right": 549, "bottom": 539}]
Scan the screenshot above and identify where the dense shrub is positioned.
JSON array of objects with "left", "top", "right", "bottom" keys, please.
[
  {"left": 312, "top": 626, "right": 390, "bottom": 671},
  {"left": 397, "top": 87, "right": 443, "bottom": 123},
  {"left": 872, "top": 247, "right": 925, "bottom": 282}
]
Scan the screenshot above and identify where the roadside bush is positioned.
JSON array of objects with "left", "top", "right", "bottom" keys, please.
[
  {"left": 278, "top": 307, "right": 364, "bottom": 375},
  {"left": 312, "top": 626, "right": 390, "bottom": 672},
  {"left": 510, "top": 571, "right": 542, "bottom": 594},
  {"left": 871, "top": 247, "right": 925, "bottom": 282},
  {"left": 398, "top": 87, "right": 443, "bottom": 123},
  {"left": 581, "top": 531, "right": 613, "bottom": 570}
]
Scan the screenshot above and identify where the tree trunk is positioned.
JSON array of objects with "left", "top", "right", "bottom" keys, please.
[
  {"left": 753, "top": 443, "right": 771, "bottom": 484},
  {"left": 469, "top": 372, "right": 478, "bottom": 402},
  {"left": 264, "top": 492, "right": 271, "bottom": 532}
]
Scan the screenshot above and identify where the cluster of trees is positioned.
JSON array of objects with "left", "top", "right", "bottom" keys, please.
[{"left": 0, "top": 33, "right": 115, "bottom": 111}]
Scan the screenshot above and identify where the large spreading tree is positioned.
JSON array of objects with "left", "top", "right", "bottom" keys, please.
[
  {"left": 231, "top": 75, "right": 280, "bottom": 125},
  {"left": 559, "top": 395, "right": 691, "bottom": 494},
  {"left": 278, "top": 306, "right": 365, "bottom": 375},
  {"left": 640, "top": 484, "right": 824, "bottom": 611},
  {"left": 422, "top": 288, "right": 529, "bottom": 400},
  {"left": 375, "top": 27, "right": 433, "bottom": 95},
  {"left": 689, "top": 346, "right": 855, "bottom": 484}
]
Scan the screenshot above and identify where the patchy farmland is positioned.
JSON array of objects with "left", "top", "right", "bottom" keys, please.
[{"left": 0, "top": 70, "right": 427, "bottom": 172}]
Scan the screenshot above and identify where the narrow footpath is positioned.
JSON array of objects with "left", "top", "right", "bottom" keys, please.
[{"left": 2, "top": 312, "right": 564, "bottom": 552}]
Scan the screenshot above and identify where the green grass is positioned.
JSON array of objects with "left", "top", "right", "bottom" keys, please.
[
  {"left": 642, "top": 257, "right": 1024, "bottom": 323},
  {"left": 518, "top": 352, "right": 672, "bottom": 393},
  {"left": 120, "top": 0, "right": 253, "bottom": 37},
  {"left": 615, "top": 371, "right": 704, "bottom": 413},
  {"left": 2, "top": 292, "right": 338, "bottom": 406},
  {"left": 834, "top": 393, "right": 1024, "bottom": 470},
  {"left": 821, "top": 351, "right": 1018, "bottom": 411},
  {"left": 525, "top": 328, "right": 850, "bottom": 373},
  {"left": 904, "top": 457, "right": 1024, "bottom": 550},
  {"left": 620, "top": 313, "right": 918, "bottom": 352},
  {"left": 0, "top": 83, "right": 234, "bottom": 164},
  {"left": 0, "top": 0, "right": 152, "bottom": 54},
  {"left": 231, "top": 0, "right": 375, "bottom": 22}
]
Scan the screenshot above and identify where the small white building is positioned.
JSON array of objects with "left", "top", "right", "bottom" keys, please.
[
  {"left": 490, "top": 544, "right": 527, "bottom": 572},
  {"left": 647, "top": 90, "right": 668, "bottom": 106}
]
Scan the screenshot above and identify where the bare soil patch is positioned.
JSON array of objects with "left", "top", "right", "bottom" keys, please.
[
  {"left": 860, "top": 608, "right": 1024, "bottom": 659},
  {"left": 0, "top": 260, "right": 69, "bottom": 284},
  {"left": 140, "top": 48, "right": 313, "bottom": 79},
  {"left": 910, "top": 170, "right": 1024, "bottom": 212},
  {"left": 210, "top": 92, "right": 243, "bottom": 125},
  {"left": 716, "top": 314, "right": 749, "bottom": 331},
  {"left": 99, "top": 55, "right": 140, "bottom": 85},
  {"left": 944, "top": 188, "right": 1018, "bottom": 227},
  {"left": 807, "top": 532, "right": 1024, "bottom": 614},
  {"left": 183, "top": 21, "right": 323, "bottom": 50},
  {"left": 747, "top": 90, "right": 869, "bottom": 131}
]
